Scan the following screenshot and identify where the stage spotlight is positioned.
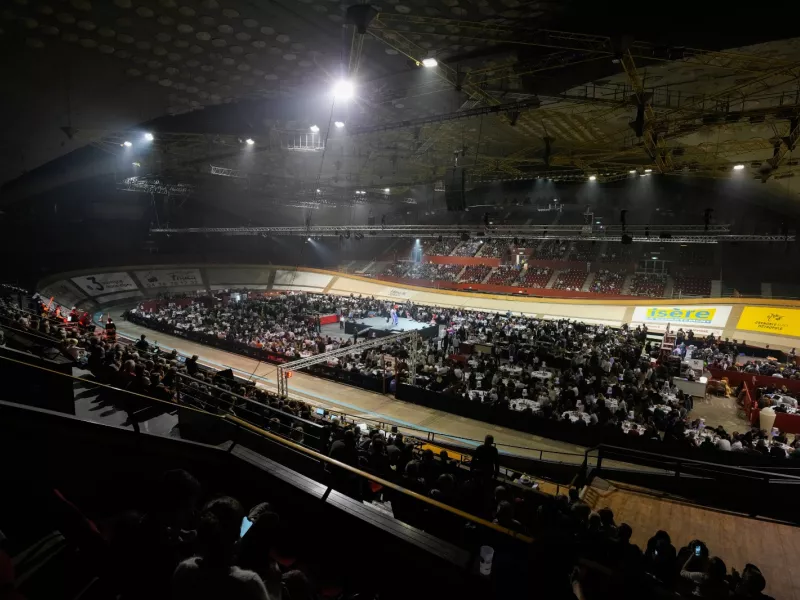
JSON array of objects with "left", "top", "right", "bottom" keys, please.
[
  {"left": 733, "top": 164, "right": 745, "bottom": 170},
  {"left": 310, "top": 125, "right": 320, "bottom": 133},
  {"left": 307, "top": 237, "right": 312, "bottom": 242},
  {"left": 416, "top": 238, "right": 420, "bottom": 243},
  {"left": 629, "top": 170, "right": 636, "bottom": 174},
  {"left": 132, "top": 162, "right": 140, "bottom": 167},
  {"left": 245, "top": 138, "right": 255, "bottom": 145},
  {"left": 122, "top": 141, "right": 132, "bottom": 147},
  {"left": 644, "top": 168, "right": 652, "bottom": 173},
  {"left": 334, "top": 121, "right": 345, "bottom": 128},
  {"left": 316, "top": 188, "right": 321, "bottom": 193},
  {"left": 588, "top": 175, "right": 597, "bottom": 181},
  {"left": 332, "top": 79, "right": 354, "bottom": 100},
  {"left": 422, "top": 57, "right": 438, "bottom": 68},
  {"left": 144, "top": 132, "right": 154, "bottom": 141},
  {"left": 384, "top": 188, "right": 390, "bottom": 193}
]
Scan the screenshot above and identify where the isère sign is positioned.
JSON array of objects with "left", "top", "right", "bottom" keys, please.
[{"left": 632, "top": 305, "right": 731, "bottom": 328}]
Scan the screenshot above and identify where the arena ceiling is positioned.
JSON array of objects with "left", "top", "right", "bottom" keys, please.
[{"left": 1, "top": 0, "right": 800, "bottom": 208}]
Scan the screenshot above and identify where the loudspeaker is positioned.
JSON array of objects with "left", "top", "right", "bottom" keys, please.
[{"left": 444, "top": 167, "right": 466, "bottom": 211}]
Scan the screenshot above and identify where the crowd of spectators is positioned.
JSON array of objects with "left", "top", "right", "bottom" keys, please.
[
  {"left": 629, "top": 274, "right": 667, "bottom": 297},
  {"left": 516, "top": 267, "right": 552, "bottom": 288},
  {"left": 477, "top": 239, "right": 509, "bottom": 258},
  {"left": 589, "top": 270, "right": 625, "bottom": 295},
  {"left": 421, "top": 238, "right": 459, "bottom": 256},
  {"left": 451, "top": 238, "right": 484, "bottom": 257},
  {"left": 486, "top": 265, "right": 522, "bottom": 285},
  {"left": 458, "top": 265, "right": 492, "bottom": 284},
  {"left": 534, "top": 240, "right": 569, "bottom": 260},
  {"left": 405, "top": 263, "right": 461, "bottom": 281},
  {"left": 552, "top": 270, "right": 587, "bottom": 291}
]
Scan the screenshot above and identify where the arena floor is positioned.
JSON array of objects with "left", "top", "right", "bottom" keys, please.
[{"left": 108, "top": 307, "right": 747, "bottom": 463}]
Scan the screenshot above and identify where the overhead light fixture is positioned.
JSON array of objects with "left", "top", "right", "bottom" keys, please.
[
  {"left": 132, "top": 162, "right": 140, "bottom": 167},
  {"left": 307, "top": 237, "right": 311, "bottom": 242},
  {"left": 122, "top": 141, "right": 132, "bottom": 147},
  {"left": 733, "top": 164, "right": 745, "bottom": 170},
  {"left": 421, "top": 57, "right": 438, "bottom": 68},
  {"left": 144, "top": 132, "right": 154, "bottom": 141},
  {"left": 332, "top": 79, "right": 354, "bottom": 100},
  {"left": 629, "top": 170, "right": 636, "bottom": 174},
  {"left": 334, "top": 121, "right": 345, "bottom": 128},
  {"left": 384, "top": 188, "right": 390, "bottom": 193},
  {"left": 310, "top": 125, "right": 320, "bottom": 133},
  {"left": 588, "top": 175, "right": 597, "bottom": 181},
  {"left": 644, "top": 168, "right": 652, "bottom": 173},
  {"left": 316, "top": 189, "right": 321, "bottom": 193},
  {"left": 416, "top": 238, "right": 420, "bottom": 242},
  {"left": 245, "top": 138, "right": 255, "bottom": 145}
]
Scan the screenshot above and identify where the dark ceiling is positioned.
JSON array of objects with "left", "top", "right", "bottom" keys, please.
[{"left": 2, "top": 0, "right": 800, "bottom": 210}]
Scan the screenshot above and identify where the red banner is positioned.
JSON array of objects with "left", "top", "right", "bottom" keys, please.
[{"left": 424, "top": 255, "right": 502, "bottom": 267}]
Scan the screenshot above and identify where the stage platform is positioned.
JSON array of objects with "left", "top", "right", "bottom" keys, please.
[{"left": 351, "top": 316, "right": 431, "bottom": 334}]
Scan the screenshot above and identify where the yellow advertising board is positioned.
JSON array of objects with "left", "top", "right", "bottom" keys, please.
[{"left": 737, "top": 307, "right": 800, "bottom": 338}]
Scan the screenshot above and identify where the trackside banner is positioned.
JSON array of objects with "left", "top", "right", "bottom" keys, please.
[
  {"left": 737, "top": 307, "right": 800, "bottom": 338},
  {"left": 631, "top": 305, "right": 732, "bottom": 328}
]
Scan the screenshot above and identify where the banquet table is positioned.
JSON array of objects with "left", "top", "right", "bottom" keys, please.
[
  {"left": 622, "top": 421, "right": 646, "bottom": 436},
  {"left": 531, "top": 370, "right": 552, "bottom": 380},
  {"left": 563, "top": 410, "right": 591, "bottom": 424}
]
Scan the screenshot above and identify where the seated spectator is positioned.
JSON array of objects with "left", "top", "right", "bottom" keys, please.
[{"left": 172, "top": 496, "right": 271, "bottom": 600}]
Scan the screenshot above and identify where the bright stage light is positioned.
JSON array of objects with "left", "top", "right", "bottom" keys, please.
[
  {"left": 629, "top": 170, "right": 636, "bottom": 174},
  {"left": 588, "top": 175, "right": 597, "bottom": 181},
  {"left": 733, "top": 164, "right": 745, "bottom": 170},
  {"left": 332, "top": 80, "right": 354, "bottom": 100},
  {"left": 122, "top": 141, "right": 132, "bottom": 147},
  {"left": 316, "top": 189, "right": 321, "bottom": 193},
  {"left": 144, "top": 132, "right": 154, "bottom": 141},
  {"left": 422, "top": 57, "right": 438, "bottom": 68},
  {"left": 384, "top": 188, "right": 390, "bottom": 193},
  {"left": 245, "top": 138, "right": 255, "bottom": 145},
  {"left": 310, "top": 125, "right": 320, "bottom": 133},
  {"left": 334, "top": 121, "right": 345, "bottom": 128},
  {"left": 307, "top": 237, "right": 311, "bottom": 242},
  {"left": 416, "top": 238, "right": 420, "bottom": 243},
  {"left": 644, "top": 168, "right": 652, "bottom": 173}
]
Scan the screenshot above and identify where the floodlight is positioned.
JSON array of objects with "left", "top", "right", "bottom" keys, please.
[
  {"left": 384, "top": 188, "right": 390, "bottom": 193},
  {"left": 144, "top": 132, "right": 154, "bottom": 141},
  {"left": 422, "top": 57, "right": 438, "bottom": 68},
  {"left": 733, "top": 164, "right": 745, "bottom": 170},
  {"left": 123, "top": 141, "right": 132, "bottom": 147},
  {"left": 588, "top": 175, "right": 597, "bottom": 181},
  {"left": 332, "top": 80, "right": 354, "bottom": 100},
  {"left": 334, "top": 121, "right": 345, "bottom": 128},
  {"left": 644, "top": 168, "right": 652, "bottom": 173},
  {"left": 310, "top": 125, "right": 320, "bottom": 133},
  {"left": 245, "top": 138, "right": 255, "bottom": 145}
]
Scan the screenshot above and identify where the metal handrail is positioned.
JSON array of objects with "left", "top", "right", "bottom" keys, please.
[
  {"left": 0, "top": 352, "right": 533, "bottom": 544},
  {"left": 585, "top": 443, "right": 800, "bottom": 481}
]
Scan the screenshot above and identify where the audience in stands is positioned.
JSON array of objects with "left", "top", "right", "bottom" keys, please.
[
  {"left": 629, "top": 274, "right": 667, "bottom": 297},
  {"left": 478, "top": 239, "right": 510, "bottom": 259},
  {"left": 589, "top": 270, "right": 625, "bottom": 294},
  {"left": 458, "top": 265, "right": 492, "bottom": 284},
  {"left": 486, "top": 265, "right": 522, "bottom": 285},
  {"left": 552, "top": 270, "right": 587, "bottom": 291},
  {"left": 421, "top": 238, "right": 459, "bottom": 256},
  {"left": 452, "top": 239, "right": 484, "bottom": 257},
  {"left": 515, "top": 267, "right": 552, "bottom": 288},
  {"left": 673, "top": 276, "right": 712, "bottom": 297}
]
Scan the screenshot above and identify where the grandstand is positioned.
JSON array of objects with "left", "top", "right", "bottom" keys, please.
[
  {"left": 552, "top": 270, "right": 588, "bottom": 291},
  {"left": 629, "top": 274, "right": 668, "bottom": 297},
  {"left": 458, "top": 264, "right": 492, "bottom": 284},
  {"left": 515, "top": 267, "right": 552, "bottom": 288},
  {"left": 486, "top": 265, "right": 521, "bottom": 285}
]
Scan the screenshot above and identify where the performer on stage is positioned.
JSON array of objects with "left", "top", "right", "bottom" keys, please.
[{"left": 390, "top": 307, "right": 397, "bottom": 326}]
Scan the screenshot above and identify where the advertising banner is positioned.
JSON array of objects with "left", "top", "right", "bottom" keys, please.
[
  {"left": 631, "top": 305, "right": 731, "bottom": 329},
  {"left": 135, "top": 268, "right": 204, "bottom": 289},
  {"left": 71, "top": 272, "right": 138, "bottom": 297},
  {"left": 737, "top": 307, "right": 800, "bottom": 338}
]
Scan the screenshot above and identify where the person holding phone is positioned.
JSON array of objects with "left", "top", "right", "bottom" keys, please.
[{"left": 680, "top": 547, "right": 730, "bottom": 599}]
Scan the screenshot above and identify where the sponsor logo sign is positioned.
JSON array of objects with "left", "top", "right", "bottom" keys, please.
[
  {"left": 135, "top": 268, "right": 203, "bottom": 289},
  {"left": 632, "top": 305, "right": 731, "bottom": 328},
  {"left": 71, "top": 272, "right": 138, "bottom": 297},
  {"left": 737, "top": 307, "right": 800, "bottom": 337}
]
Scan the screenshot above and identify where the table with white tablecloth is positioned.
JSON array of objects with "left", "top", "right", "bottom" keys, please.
[{"left": 563, "top": 410, "right": 591, "bottom": 424}]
